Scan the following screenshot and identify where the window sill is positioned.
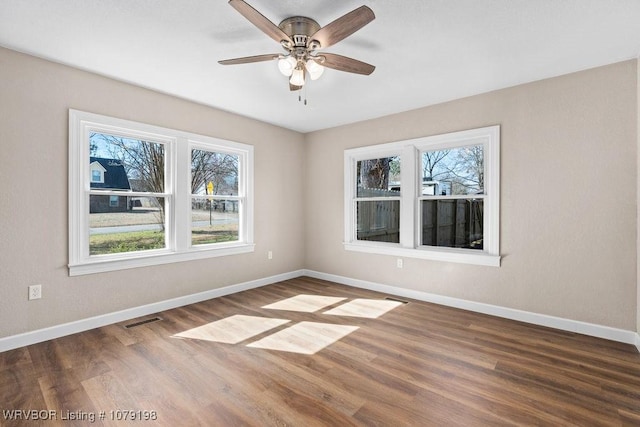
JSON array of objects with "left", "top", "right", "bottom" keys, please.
[
  {"left": 69, "top": 243, "right": 255, "bottom": 276},
  {"left": 343, "top": 242, "right": 500, "bottom": 267}
]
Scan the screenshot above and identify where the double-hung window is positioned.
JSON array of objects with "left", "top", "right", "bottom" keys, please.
[
  {"left": 189, "top": 146, "right": 243, "bottom": 246},
  {"left": 344, "top": 126, "right": 500, "bottom": 266},
  {"left": 69, "top": 110, "right": 254, "bottom": 276}
]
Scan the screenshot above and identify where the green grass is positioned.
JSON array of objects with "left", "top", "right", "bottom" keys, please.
[
  {"left": 90, "top": 231, "right": 165, "bottom": 255},
  {"left": 192, "top": 229, "right": 238, "bottom": 245},
  {"left": 90, "top": 228, "right": 238, "bottom": 255}
]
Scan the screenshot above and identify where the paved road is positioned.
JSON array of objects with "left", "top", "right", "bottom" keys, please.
[{"left": 90, "top": 219, "right": 236, "bottom": 235}]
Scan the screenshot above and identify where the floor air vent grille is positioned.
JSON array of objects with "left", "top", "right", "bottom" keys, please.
[
  {"left": 385, "top": 297, "right": 409, "bottom": 304},
  {"left": 124, "top": 317, "right": 162, "bottom": 329}
]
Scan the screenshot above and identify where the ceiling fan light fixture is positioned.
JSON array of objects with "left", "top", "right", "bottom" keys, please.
[
  {"left": 289, "top": 65, "right": 305, "bottom": 86},
  {"left": 306, "top": 58, "right": 324, "bottom": 80},
  {"left": 220, "top": 1, "right": 376, "bottom": 94},
  {"left": 277, "top": 56, "right": 297, "bottom": 76}
]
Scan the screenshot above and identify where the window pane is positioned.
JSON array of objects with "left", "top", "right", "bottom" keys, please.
[
  {"left": 421, "top": 145, "right": 483, "bottom": 196},
  {"left": 89, "top": 133, "right": 165, "bottom": 192},
  {"left": 89, "top": 196, "right": 165, "bottom": 255},
  {"left": 191, "top": 198, "right": 239, "bottom": 245},
  {"left": 421, "top": 199, "right": 483, "bottom": 249},
  {"left": 191, "top": 149, "right": 239, "bottom": 196},
  {"left": 356, "top": 200, "right": 400, "bottom": 243},
  {"left": 356, "top": 157, "right": 400, "bottom": 197}
]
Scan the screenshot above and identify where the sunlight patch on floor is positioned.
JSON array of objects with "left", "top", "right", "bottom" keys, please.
[
  {"left": 262, "top": 294, "right": 347, "bottom": 313},
  {"left": 247, "top": 322, "right": 359, "bottom": 355},
  {"left": 173, "top": 315, "right": 290, "bottom": 344},
  {"left": 323, "top": 299, "right": 403, "bottom": 318}
]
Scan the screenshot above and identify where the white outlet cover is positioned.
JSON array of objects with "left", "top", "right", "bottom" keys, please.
[{"left": 28, "top": 285, "right": 42, "bottom": 300}]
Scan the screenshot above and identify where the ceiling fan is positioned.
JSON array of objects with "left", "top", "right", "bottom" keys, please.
[{"left": 218, "top": 0, "right": 376, "bottom": 92}]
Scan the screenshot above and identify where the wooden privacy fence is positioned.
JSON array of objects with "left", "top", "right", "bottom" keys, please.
[
  {"left": 356, "top": 188, "right": 400, "bottom": 243},
  {"left": 422, "top": 199, "right": 483, "bottom": 249},
  {"left": 356, "top": 187, "right": 483, "bottom": 248}
]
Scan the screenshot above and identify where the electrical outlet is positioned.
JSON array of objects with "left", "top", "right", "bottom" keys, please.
[
  {"left": 397, "top": 258, "right": 403, "bottom": 269},
  {"left": 29, "top": 284, "right": 42, "bottom": 300},
  {"left": 268, "top": 250, "right": 273, "bottom": 260}
]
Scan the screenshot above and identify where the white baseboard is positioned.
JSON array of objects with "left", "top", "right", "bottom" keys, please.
[
  {"left": 2, "top": 268, "right": 638, "bottom": 353},
  {"left": 303, "top": 270, "right": 640, "bottom": 347},
  {"left": 0, "top": 270, "right": 304, "bottom": 353}
]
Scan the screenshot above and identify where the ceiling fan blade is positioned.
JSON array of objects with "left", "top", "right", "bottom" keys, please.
[
  {"left": 229, "top": 0, "right": 292, "bottom": 46},
  {"left": 218, "top": 53, "right": 280, "bottom": 65},
  {"left": 318, "top": 53, "right": 375, "bottom": 75},
  {"left": 309, "top": 5, "right": 374, "bottom": 49}
]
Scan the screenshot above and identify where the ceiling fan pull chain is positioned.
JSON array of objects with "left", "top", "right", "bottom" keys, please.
[{"left": 298, "top": 86, "right": 307, "bottom": 106}]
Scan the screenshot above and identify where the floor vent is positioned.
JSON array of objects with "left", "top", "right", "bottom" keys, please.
[
  {"left": 124, "top": 317, "right": 162, "bottom": 329},
  {"left": 385, "top": 297, "right": 409, "bottom": 304}
]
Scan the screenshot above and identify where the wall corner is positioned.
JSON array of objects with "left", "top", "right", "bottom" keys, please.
[{"left": 636, "top": 57, "right": 640, "bottom": 341}]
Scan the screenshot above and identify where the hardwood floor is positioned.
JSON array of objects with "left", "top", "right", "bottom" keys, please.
[{"left": 1, "top": 276, "right": 639, "bottom": 426}]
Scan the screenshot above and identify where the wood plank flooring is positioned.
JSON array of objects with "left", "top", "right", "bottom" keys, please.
[{"left": 1, "top": 276, "right": 639, "bottom": 426}]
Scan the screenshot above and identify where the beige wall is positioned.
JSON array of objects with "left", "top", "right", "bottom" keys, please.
[
  {"left": 1, "top": 45, "right": 638, "bottom": 340},
  {"left": 0, "top": 47, "right": 306, "bottom": 338},
  {"left": 305, "top": 60, "right": 638, "bottom": 331}
]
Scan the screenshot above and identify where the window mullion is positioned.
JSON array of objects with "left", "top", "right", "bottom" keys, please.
[
  {"left": 173, "top": 138, "right": 190, "bottom": 251},
  {"left": 400, "top": 145, "right": 416, "bottom": 248},
  {"left": 240, "top": 150, "right": 251, "bottom": 243},
  {"left": 162, "top": 138, "right": 174, "bottom": 252}
]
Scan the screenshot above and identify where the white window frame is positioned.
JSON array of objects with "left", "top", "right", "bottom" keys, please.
[
  {"left": 186, "top": 141, "right": 249, "bottom": 249},
  {"left": 344, "top": 125, "right": 500, "bottom": 267},
  {"left": 69, "top": 109, "right": 254, "bottom": 276},
  {"left": 352, "top": 148, "right": 402, "bottom": 243}
]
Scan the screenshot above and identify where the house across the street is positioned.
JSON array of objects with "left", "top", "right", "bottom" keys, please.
[{"left": 89, "top": 157, "right": 131, "bottom": 213}]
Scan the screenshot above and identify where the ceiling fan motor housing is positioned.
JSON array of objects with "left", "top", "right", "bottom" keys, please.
[{"left": 279, "top": 16, "right": 320, "bottom": 48}]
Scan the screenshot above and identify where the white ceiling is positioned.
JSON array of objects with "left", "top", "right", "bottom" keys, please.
[{"left": 1, "top": 0, "right": 639, "bottom": 133}]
